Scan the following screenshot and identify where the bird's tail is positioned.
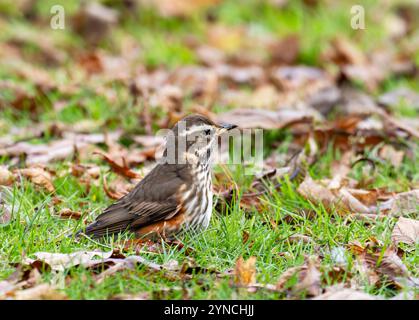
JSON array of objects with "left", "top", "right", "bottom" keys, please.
[{"left": 75, "top": 202, "right": 134, "bottom": 239}]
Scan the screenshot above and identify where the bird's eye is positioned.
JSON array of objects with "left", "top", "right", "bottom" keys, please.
[{"left": 204, "top": 129, "right": 211, "bottom": 136}]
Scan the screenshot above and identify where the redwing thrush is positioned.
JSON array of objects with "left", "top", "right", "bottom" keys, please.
[{"left": 79, "top": 114, "right": 236, "bottom": 239}]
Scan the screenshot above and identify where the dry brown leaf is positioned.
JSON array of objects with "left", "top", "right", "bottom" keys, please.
[
  {"left": 94, "top": 256, "right": 163, "bottom": 284},
  {"left": 239, "top": 195, "right": 266, "bottom": 212},
  {"left": 94, "top": 151, "right": 141, "bottom": 179},
  {"left": 268, "top": 35, "right": 300, "bottom": 65},
  {"left": 297, "top": 176, "right": 337, "bottom": 208},
  {"left": 313, "top": 286, "right": 381, "bottom": 300},
  {"left": 323, "top": 37, "right": 386, "bottom": 91},
  {"left": 276, "top": 257, "right": 322, "bottom": 297},
  {"left": 0, "top": 206, "right": 12, "bottom": 225},
  {"left": 379, "top": 145, "right": 404, "bottom": 168},
  {"left": 328, "top": 37, "right": 368, "bottom": 66},
  {"left": 0, "top": 191, "right": 12, "bottom": 225},
  {"left": 379, "top": 87, "right": 419, "bottom": 111},
  {"left": 15, "top": 167, "right": 55, "bottom": 193},
  {"left": 215, "top": 64, "right": 265, "bottom": 85},
  {"left": 391, "top": 217, "right": 419, "bottom": 246},
  {"left": 102, "top": 175, "right": 133, "bottom": 200},
  {"left": 207, "top": 24, "right": 244, "bottom": 54},
  {"left": 73, "top": 2, "right": 118, "bottom": 45},
  {"left": 141, "top": 0, "right": 220, "bottom": 17},
  {"left": 271, "top": 65, "right": 332, "bottom": 91},
  {"left": 0, "top": 167, "right": 14, "bottom": 186},
  {"left": 71, "top": 164, "right": 101, "bottom": 179},
  {"left": 276, "top": 266, "right": 305, "bottom": 290},
  {"left": 0, "top": 131, "right": 121, "bottom": 165},
  {"left": 13, "top": 284, "right": 67, "bottom": 300},
  {"left": 352, "top": 246, "right": 413, "bottom": 288},
  {"left": 21, "top": 250, "right": 175, "bottom": 285},
  {"left": 381, "top": 110, "right": 419, "bottom": 140},
  {"left": 365, "top": 248, "right": 410, "bottom": 281},
  {"left": 1, "top": 267, "right": 61, "bottom": 300},
  {"left": 297, "top": 176, "right": 373, "bottom": 214},
  {"left": 111, "top": 292, "right": 150, "bottom": 300},
  {"left": 347, "top": 189, "right": 380, "bottom": 207},
  {"left": 353, "top": 254, "right": 381, "bottom": 287},
  {"left": 23, "top": 250, "right": 115, "bottom": 272},
  {"left": 216, "top": 108, "right": 314, "bottom": 130},
  {"left": 234, "top": 257, "right": 257, "bottom": 286},
  {"left": 0, "top": 280, "right": 18, "bottom": 299},
  {"left": 288, "top": 234, "right": 312, "bottom": 244},
  {"left": 293, "top": 257, "right": 322, "bottom": 297},
  {"left": 380, "top": 190, "right": 419, "bottom": 216},
  {"left": 133, "top": 135, "right": 165, "bottom": 148},
  {"left": 338, "top": 188, "right": 373, "bottom": 213},
  {"left": 55, "top": 208, "right": 83, "bottom": 221}
]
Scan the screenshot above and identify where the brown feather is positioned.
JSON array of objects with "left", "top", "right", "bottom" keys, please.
[{"left": 81, "top": 163, "right": 192, "bottom": 238}]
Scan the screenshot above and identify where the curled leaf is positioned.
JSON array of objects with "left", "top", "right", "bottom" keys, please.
[
  {"left": 391, "top": 217, "right": 419, "bottom": 246},
  {"left": 94, "top": 151, "right": 141, "bottom": 179},
  {"left": 15, "top": 167, "right": 55, "bottom": 193},
  {"left": 235, "top": 256, "right": 257, "bottom": 286}
]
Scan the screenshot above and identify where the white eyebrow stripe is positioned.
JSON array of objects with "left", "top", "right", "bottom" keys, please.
[{"left": 178, "top": 125, "right": 214, "bottom": 137}]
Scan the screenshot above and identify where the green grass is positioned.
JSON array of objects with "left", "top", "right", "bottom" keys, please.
[{"left": 1, "top": 150, "right": 418, "bottom": 299}]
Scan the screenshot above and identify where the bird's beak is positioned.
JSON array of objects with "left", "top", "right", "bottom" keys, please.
[{"left": 216, "top": 122, "right": 237, "bottom": 135}]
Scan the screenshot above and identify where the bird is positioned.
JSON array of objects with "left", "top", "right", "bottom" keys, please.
[{"left": 78, "top": 114, "right": 237, "bottom": 240}]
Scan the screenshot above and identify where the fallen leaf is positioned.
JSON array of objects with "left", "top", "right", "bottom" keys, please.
[
  {"left": 288, "top": 234, "right": 312, "bottom": 244},
  {"left": 297, "top": 176, "right": 373, "bottom": 214},
  {"left": 378, "top": 87, "right": 419, "bottom": 111},
  {"left": 133, "top": 135, "right": 165, "bottom": 148},
  {"left": 55, "top": 208, "right": 83, "bottom": 221},
  {"left": 94, "top": 255, "right": 165, "bottom": 284},
  {"left": 323, "top": 37, "right": 386, "bottom": 91},
  {"left": 71, "top": 163, "right": 101, "bottom": 180},
  {"left": 0, "top": 280, "right": 17, "bottom": 299},
  {"left": 23, "top": 250, "right": 115, "bottom": 272},
  {"left": 94, "top": 151, "right": 141, "bottom": 179},
  {"left": 327, "top": 37, "right": 367, "bottom": 66},
  {"left": 276, "top": 266, "right": 305, "bottom": 290},
  {"left": 380, "top": 190, "right": 419, "bottom": 216},
  {"left": 353, "top": 254, "right": 381, "bottom": 287},
  {"left": 352, "top": 245, "right": 413, "bottom": 288},
  {"left": 102, "top": 175, "right": 133, "bottom": 200},
  {"left": 0, "top": 131, "right": 122, "bottom": 165},
  {"left": 73, "top": 2, "right": 118, "bottom": 45},
  {"left": 0, "top": 197, "right": 12, "bottom": 226},
  {"left": 234, "top": 257, "right": 257, "bottom": 286},
  {"left": 313, "top": 286, "right": 380, "bottom": 300},
  {"left": 141, "top": 0, "right": 220, "bottom": 17},
  {"left": 0, "top": 167, "right": 14, "bottom": 186},
  {"left": 13, "top": 284, "right": 67, "bottom": 300},
  {"left": 216, "top": 108, "right": 314, "bottom": 130},
  {"left": 379, "top": 145, "right": 404, "bottom": 168},
  {"left": 293, "top": 257, "right": 322, "bottom": 297},
  {"left": 215, "top": 64, "right": 265, "bottom": 85},
  {"left": 15, "top": 167, "right": 55, "bottom": 193},
  {"left": 391, "top": 217, "right": 419, "bottom": 246},
  {"left": 268, "top": 35, "right": 300, "bottom": 65},
  {"left": 364, "top": 248, "right": 410, "bottom": 282},
  {"left": 20, "top": 249, "right": 181, "bottom": 285},
  {"left": 111, "top": 292, "right": 150, "bottom": 300},
  {"left": 271, "top": 65, "right": 333, "bottom": 92},
  {"left": 207, "top": 24, "right": 244, "bottom": 54}
]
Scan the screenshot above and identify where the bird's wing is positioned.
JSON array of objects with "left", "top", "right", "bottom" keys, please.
[{"left": 82, "top": 164, "right": 191, "bottom": 238}]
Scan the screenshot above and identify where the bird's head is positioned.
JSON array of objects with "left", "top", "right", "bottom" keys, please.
[{"left": 166, "top": 114, "right": 237, "bottom": 166}]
